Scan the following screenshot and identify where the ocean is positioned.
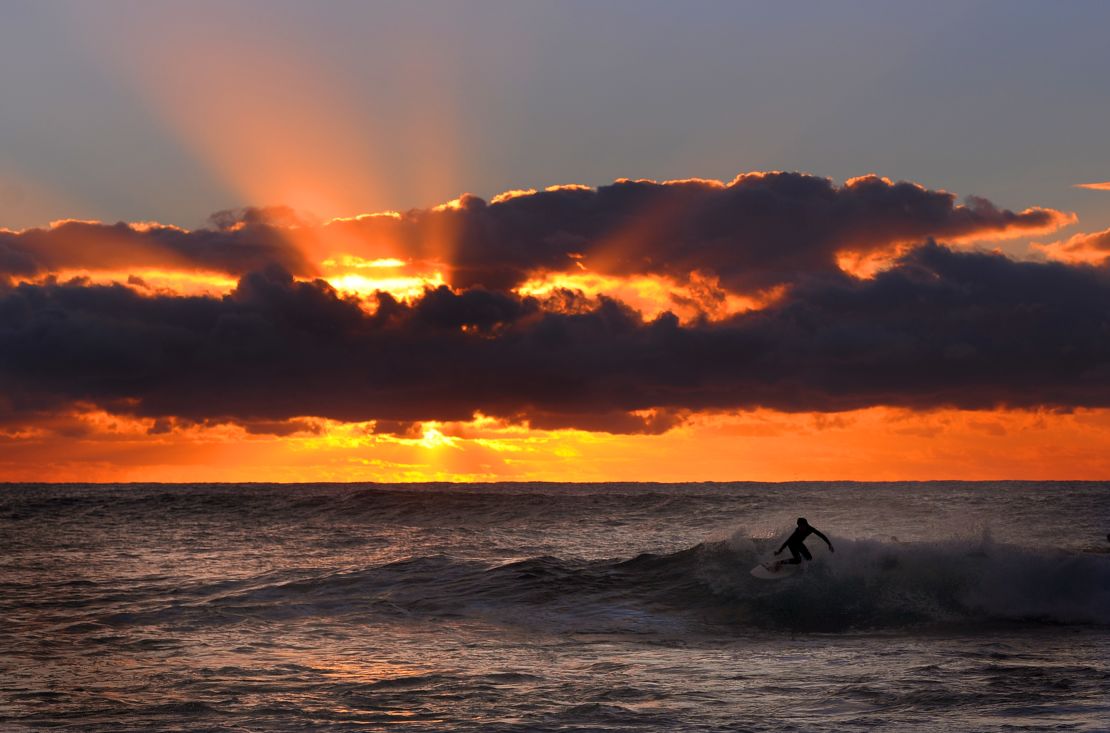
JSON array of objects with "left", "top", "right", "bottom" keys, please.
[{"left": 1, "top": 482, "right": 1107, "bottom": 732}]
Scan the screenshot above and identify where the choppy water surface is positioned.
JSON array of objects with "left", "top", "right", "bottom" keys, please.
[{"left": 1, "top": 482, "right": 1108, "bottom": 731}]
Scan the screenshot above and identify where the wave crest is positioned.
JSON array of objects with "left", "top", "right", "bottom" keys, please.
[{"left": 139, "top": 535, "right": 1109, "bottom": 634}]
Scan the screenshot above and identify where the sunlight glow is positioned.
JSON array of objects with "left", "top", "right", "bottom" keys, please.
[
  {"left": 19, "top": 268, "right": 238, "bottom": 296},
  {"left": 517, "top": 271, "right": 776, "bottom": 322},
  {"left": 321, "top": 256, "right": 408, "bottom": 270},
  {"left": 490, "top": 188, "right": 538, "bottom": 204},
  {"left": 417, "top": 426, "right": 461, "bottom": 450},
  {"left": 432, "top": 196, "right": 469, "bottom": 212},
  {"left": 325, "top": 271, "right": 446, "bottom": 302},
  {"left": 326, "top": 211, "right": 403, "bottom": 224},
  {"left": 835, "top": 247, "right": 909, "bottom": 279},
  {"left": 8, "top": 406, "right": 1110, "bottom": 483}
]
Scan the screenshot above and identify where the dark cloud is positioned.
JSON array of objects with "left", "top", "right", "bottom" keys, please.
[
  {"left": 2, "top": 241, "right": 1109, "bottom": 432},
  {"left": 325, "top": 173, "right": 1069, "bottom": 291},
  {"left": 1, "top": 173, "right": 1067, "bottom": 298},
  {"left": 205, "top": 205, "right": 315, "bottom": 231},
  {"left": 0, "top": 218, "right": 314, "bottom": 278},
  {"left": 239, "top": 418, "right": 322, "bottom": 436}
]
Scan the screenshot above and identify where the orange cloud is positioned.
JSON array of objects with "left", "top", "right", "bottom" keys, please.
[
  {"left": 1074, "top": 182, "right": 1110, "bottom": 191},
  {"left": 489, "top": 188, "right": 538, "bottom": 204},
  {"left": 0, "top": 216, "right": 314, "bottom": 280},
  {"left": 1031, "top": 227, "right": 1110, "bottom": 265},
  {"left": 516, "top": 271, "right": 778, "bottom": 323}
]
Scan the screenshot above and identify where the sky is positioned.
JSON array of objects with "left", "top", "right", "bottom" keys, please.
[{"left": 1, "top": 1, "right": 1109, "bottom": 481}]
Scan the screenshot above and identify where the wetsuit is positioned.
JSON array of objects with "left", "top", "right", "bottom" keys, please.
[{"left": 777, "top": 524, "right": 831, "bottom": 564}]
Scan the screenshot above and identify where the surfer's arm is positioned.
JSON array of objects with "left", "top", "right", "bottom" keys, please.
[{"left": 812, "top": 529, "right": 834, "bottom": 551}]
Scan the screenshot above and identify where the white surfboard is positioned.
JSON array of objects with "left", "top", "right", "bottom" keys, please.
[{"left": 750, "top": 560, "right": 800, "bottom": 580}]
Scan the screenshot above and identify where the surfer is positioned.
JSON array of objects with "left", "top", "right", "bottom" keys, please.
[{"left": 774, "top": 518, "right": 833, "bottom": 567}]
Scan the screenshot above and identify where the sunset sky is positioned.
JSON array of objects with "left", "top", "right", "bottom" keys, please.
[{"left": 2, "top": 1, "right": 1110, "bottom": 481}]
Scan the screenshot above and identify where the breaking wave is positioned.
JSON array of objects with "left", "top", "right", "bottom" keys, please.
[{"left": 101, "top": 534, "right": 1109, "bottom": 635}]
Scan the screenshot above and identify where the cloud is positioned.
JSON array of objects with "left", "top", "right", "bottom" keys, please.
[
  {"left": 0, "top": 171, "right": 1090, "bottom": 434},
  {"left": 205, "top": 205, "right": 316, "bottom": 231},
  {"left": 1032, "top": 227, "right": 1110, "bottom": 265},
  {"left": 1074, "top": 182, "right": 1110, "bottom": 191},
  {"left": 321, "top": 172, "right": 1070, "bottom": 292},
  {"left": 2, "top": 241, "right": 1109, "bottom": 433},
  {"left": 0, "top": 216, "right": 315, "bottom": 279},
  {"left": 1, "top": 173, "right": 1069, "bottom": 301}
]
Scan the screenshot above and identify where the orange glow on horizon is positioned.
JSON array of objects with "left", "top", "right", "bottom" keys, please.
[{"left": 5, "top": 406, "right": 1110, "bottom": 483}]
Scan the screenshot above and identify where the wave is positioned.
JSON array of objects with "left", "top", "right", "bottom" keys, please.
[
  {"left": 698, "top": 532, "right": 1110, "bottom": 630},
  {"left": 99, "top": 534, "right": 1109, "bottom": 635}
]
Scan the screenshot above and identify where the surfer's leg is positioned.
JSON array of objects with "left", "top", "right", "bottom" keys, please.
[
  {"left": 783, "top": 543, "right": 803, "bottom": 564},
  {"left": 798, "top": 544, "right": 812, "bottom": 562}
]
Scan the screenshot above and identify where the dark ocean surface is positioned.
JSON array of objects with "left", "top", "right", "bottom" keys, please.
[{"left": 1, "top": 482, "right": 1108, "bottom": 731}]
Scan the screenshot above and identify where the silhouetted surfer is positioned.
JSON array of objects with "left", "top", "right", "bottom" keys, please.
[{"left": 774, "top": 518, "right": 834, "bottom": 567}]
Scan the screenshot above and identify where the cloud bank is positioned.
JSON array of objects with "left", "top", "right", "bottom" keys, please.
[
  {"left": 3, "top": 173, "right": 1067, "bottom": 292},
  {"left": 2, "top": 171, "right": 1102, "bottom": 434},
  {"left": 2, "top": 242, "right": 1108, "bottom": 433},
  {"left": 324, "top": 172, "right": 1068, "bottom": 291}
]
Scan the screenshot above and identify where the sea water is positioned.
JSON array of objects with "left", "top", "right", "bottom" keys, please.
[{"left": 1, "top": 482, "right": 1107, "bottom": 732}]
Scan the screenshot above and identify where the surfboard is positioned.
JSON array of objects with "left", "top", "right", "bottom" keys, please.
[{"left": 750, "top": 560, "right": 800, "bottom": 580}]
